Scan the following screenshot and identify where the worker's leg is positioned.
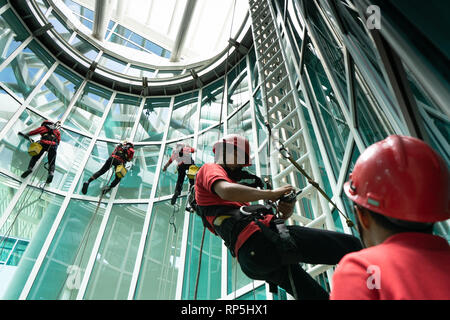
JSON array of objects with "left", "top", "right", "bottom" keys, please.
[
  {"left": 238, "top": 231, "right": 328, "bottom": 299},
  {"left": 171, "top": 164, "right": 188, "bottom": 204},
  {"left": 82, "top": 157, "right": 115, "bottom": 194},
  {"left": 45, "top": 145, "right": 57, "bottom": 183},
  {"left": 280, "top": 225, "right": 363, "bottom": 265},
  {"left": 21, "top": 143, "right": 48, "bottom": 178}
]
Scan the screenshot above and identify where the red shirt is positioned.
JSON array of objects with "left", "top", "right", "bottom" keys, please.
[
  {"left": 195, "top": 163, "right": 274, "bottom": 255},
  {"left": 330, "top": 232, "right": 450, "bottom": 300},
  {"left": 27, "top": 126, "right": 61, "bottom": 146},
  {"left": 111, "top": 145, "right": 134, "bottom": 163}
]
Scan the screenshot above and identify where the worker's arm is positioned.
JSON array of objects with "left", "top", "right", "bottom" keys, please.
[
  {"left": 213, "top": 180, "right": 294, "bottom": 204},
  {"left": 162, "top": 152, "right": 175, "bottom": 171},
  {"left": 25, "top": 126, "right": 46, "bottom": 137}
]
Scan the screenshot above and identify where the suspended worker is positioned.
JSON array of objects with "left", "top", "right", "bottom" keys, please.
[
  {"left": 162, "top": 142, "right": 195, "bottom": 205},
  {"left": 19, "top": 119, "right": 61, "bottom": 184},
  {"left": 194, "top": 134, "right": 362, "bottom": 300},
  {"left": 330, "top": 135, "right": 450, "bottom": 300},
  {"left": 82, "top": 140, "right": 135, "bottom": 195}
]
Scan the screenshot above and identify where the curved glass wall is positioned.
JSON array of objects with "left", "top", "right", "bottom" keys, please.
[{"left": 0, "top": 0, "right": 448, "bottom": 300}]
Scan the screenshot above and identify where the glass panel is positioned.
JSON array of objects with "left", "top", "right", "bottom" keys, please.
[
  {"left": 47, "top": 11, "right": 72, "bottom": 42},
  {"left": 0, "top": 40, "right": 54, "bottom": 100},
  {"left": 227, "top": 59, "right": 250, "bottom": 114},
  {"left": 65, "top": 82, "right": 112, "bottom": 135},
  {"left": 200, "top": 78, "right": 224, "bottom": 131},
  {"left": 29, "top": 65, "right": 83, "bottom": 120},
  {"left": 0, "top": 9, "right": 29, "bottom": 65},
  {"left": 126, "top": 65, "right": 155, "bottom": 78},
  {"left": 181, "top": 213, "right": 221, "bottom": 300},
  {"left": 196, "top": 128, "right": 222, "bottom": 166},
  {"left": 100, "top": 94, "right": 142, "bottom": 140},
  {"left": 304, "top": 47, "right": 349, "bottom": 178},
  {"left": 0, "top": 189, "right": 63, "bottom": 299},
  {"left": 115, "top": 145, "right": 159, "bottom": 200},
  {"left": 237, "top": 285, "right": 266, "bottom": 300},
  {"left": 0, "top": 87, "right": 21, "bottom": 131},
  {"left": 0, "top": 173, "right": 20, "bottom": 224},
  {"left": 167, "top": 92, "right": 198, "bottom": 140},
  {"left": 227, "top": 104, "right": 254, "bottom": 147},
  {"left": 156, "top": 138, "right": 194, "bottom": 198},
  {"left": 134, "top": 199, "right": 186, "bottom": 299},
  {"left": 27, "top": 198, "right": 106, "bottom": 300},
  {"left": 84, "top": 203, "right": 147, "bottom": 299},
  {"left": 97, "top": 53, "right": 127, "bottom": 73},
  {"left": 71, "top": 36, "right": 99, "bottom": 61},
  {"left": 248, "top": 46, "right": 259, "bottom": 91},
  {"left": 305, "top": 0, "right": 347, "bottom": 102},
  {"left": 354, "top": 77, "right": 389, "bottom": 147},
  {"left": 134, "top": 97, "right": 170, "bottom": 142}
]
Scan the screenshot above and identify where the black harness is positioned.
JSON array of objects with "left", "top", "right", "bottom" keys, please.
[{"left": 193, "top": 168, "right": 297, "bottom": 257}]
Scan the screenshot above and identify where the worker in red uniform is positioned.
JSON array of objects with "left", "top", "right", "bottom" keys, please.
[
  {"left": 82, "top": 140, "right": 134, "bottom": 195},
  {"left": 330, "top": 135, "right": 450, "bottom": 300},
  {"left": 162, "top": 143, "right": 195, "bottom": 205},
  {"left": 19, "top": 120, "right": 61, "bottom": 184},
  {"left": 195, "top": 134, "right": 362, "bottom": 299}
]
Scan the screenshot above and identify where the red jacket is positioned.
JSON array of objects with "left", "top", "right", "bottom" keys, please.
[
  {"left": 330, "top": 232, "right": 450, "bottom": 300},
  {"left": 111, "top": 144, "right": 134, "bottom": 163},
  {"left": 168, "top": 146, "right": 195, "bottom": 166},
  {"left": 27, "top": 126, "right": 61, "bottom": 146}
]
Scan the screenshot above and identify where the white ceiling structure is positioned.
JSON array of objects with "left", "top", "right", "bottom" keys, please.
[{"left": 69, "top": 0, "right": 249, "bottom": 64}]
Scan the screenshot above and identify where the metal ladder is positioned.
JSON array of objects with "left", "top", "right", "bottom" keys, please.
[{"left": 248, "top": 0, "right": 339, "bottom": 282}]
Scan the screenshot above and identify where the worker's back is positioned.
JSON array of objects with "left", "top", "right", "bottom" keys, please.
[{"left": 330, "top": 232, "right": 450, "bottom": 300}]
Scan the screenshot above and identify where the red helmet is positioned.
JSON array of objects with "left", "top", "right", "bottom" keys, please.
[
  {"left": 213, "top": 134, "right": 251, "bottom": 166},
  {"left": 344, "top": 135, "right": 449, "bottom": 223}
]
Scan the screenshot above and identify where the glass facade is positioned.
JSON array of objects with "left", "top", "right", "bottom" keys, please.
[{"left": 0, "top": 0, "right": 448, "bottom": 300}]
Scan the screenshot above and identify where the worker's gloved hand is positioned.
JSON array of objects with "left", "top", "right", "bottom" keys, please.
[{"left": 266, "top": 185, "right": 294, "bottom": 202}]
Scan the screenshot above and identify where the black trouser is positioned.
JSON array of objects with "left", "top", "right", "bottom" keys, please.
[
  {"left": 28, "top": 142, "right": 57, "bottom": 174},
  {"left": 175, "top": 162, "right": 194, "bottom": 194},
  {"left": 237, "top": 224, "right": 363, "bottom": 300},
  {"left": 90, "top": 157, "right": 123, "bottom": 188}
]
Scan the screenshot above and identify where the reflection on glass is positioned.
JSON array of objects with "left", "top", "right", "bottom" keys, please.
[
  {"left": 0, "top": 173, "right": 20, "bottom": 224},
  {"left": 200, "top": 78, "right": 224, "bottom": 131},
  {"left": 135, "top": 199, "right": 185, "bottom": 299},
  {"left": 167, "top": 92, "right": 198, "bottom": 140},
  {"left": 0, "top": 189, "right": 63, "bottom": 299},
  {"left": 26, "top": 198, "right": 106, "bottom": 300},
  {"left": 115, "top": 145, "right": 159, "bottom": 200},
  {"left": 196, "top": 128, "right": 222, "bottom": 166},
  {"left": 135, "top": 97, "right": 170, "bottom": 142},
  {"left": 84, "top": 203, "right": 146, "bottom": 299},
  {"left": 47, "top": 11, "right": 72, "bottom": 42},
  {"left": 227, "top": 104, "right": 253, "bottom": 147},
  {"left": 29, "top": 65, "right": 83, "bottom": 120},
  {"left": 0, "top": 9, "right": 29, "bottom": 65},
  {"left": 0, "top": 40, "right": 54, "bottom": 100},
  {"left": 100, "top": 94, "right": 142, "bottom": 140},
  {"left": 65, "top": 82, "right": 112, "bottom": 135}
]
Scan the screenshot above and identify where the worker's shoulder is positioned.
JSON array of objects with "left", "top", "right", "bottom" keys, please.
[{"left": 198, "top": 163, "right": 222, "bottom": 172}]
